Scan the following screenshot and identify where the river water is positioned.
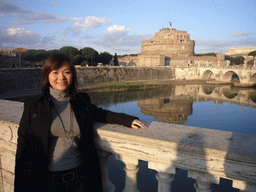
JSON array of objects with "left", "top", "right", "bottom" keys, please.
[
  {"left": 86, "top": 84, "right": 256, "bottom": 136},
  {"left": 86, "top": 84, "right": 255, "bottom": 192}
]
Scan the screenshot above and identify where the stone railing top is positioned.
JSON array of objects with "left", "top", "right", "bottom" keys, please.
[
  {"left": 197, "top": 65, "right": 256, "bottom": 70},
  {"left": 1, "top": 99, "right": 256, "bottom": 184},
  {"left": 1, "top": 99, "right": 255, "bottom": 164},
  {"left": 0, "top": 100, "right": 23, "bottom": 124},
  {"left": 94, "top": 121, "right": 256, "bottom": 163}
]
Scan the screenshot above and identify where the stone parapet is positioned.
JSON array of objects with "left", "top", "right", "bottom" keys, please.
[{"left": 1, "top": 100, "right": 256, "bottom": 191}]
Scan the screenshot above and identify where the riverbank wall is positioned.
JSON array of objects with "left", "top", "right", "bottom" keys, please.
[{"left": 0, "top": 67, "right": 175, "bottom": 98}]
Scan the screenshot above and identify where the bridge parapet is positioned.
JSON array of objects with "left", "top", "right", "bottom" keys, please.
[
  {"left": 199, "top": 65, "right": 256, "bottom": 69},
  {"left": 1, "top": 100, "right": 256, "bottom": 192}
]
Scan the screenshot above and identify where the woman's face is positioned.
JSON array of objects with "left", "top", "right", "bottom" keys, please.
[{"left": 48, "top": 61, "right": 73, "bottom": 91}]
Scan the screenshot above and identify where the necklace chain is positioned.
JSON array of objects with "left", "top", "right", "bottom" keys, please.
[{"left": 52, "top": 104, "right": 75, "bottom": 147}]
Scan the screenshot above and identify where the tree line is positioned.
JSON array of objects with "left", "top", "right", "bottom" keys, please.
[
  {"left": 21, "top": 46, "right": 118, "bottom": 66},
  {"left": 19, "top": 48, "right": 256, "bottom": 67}
]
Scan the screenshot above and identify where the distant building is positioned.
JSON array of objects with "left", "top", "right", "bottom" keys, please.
[
  {"left": 135, "top": 25, "right": 226, "bottom": 67},
  {"left": 0, "top": 48, "right": 27, "bottom": 68},
  {"left": 0, "top": 48, "right": 27, "bottom": 57},
  {"left": 224, "top": 47, "right": 256, "bottom": 56}
]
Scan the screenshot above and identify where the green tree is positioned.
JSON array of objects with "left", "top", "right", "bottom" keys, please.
[
  {"left": 59, "top": 46, "right": 80, "bottom": 61},
  {"left": 47, "top": 49, "right": 59, "bottom": 55},
  {"left": 22, "top": 49, "right": 49, "bottom": 62},
  {"left": 225, "top": 55, "right": 245, "bottom": 65},
  {"left": 74, "top": 55, "right": 84, "bottom": 66},
  {"left": 129, "top": 53, "right": 138, "bottom": 57},
  {"left": 114, "top": 53, "right": 118, "bottom": 66},
  {"left": 248, "top": 51, "right": 256, "bottom": 66},
  {"left": 80, "top": 47, "right": 99, "bottom": 66},
  {"left": 248, "top": 51, "right": 256, "bottom": 57},
  {"left": 96, "top": 52, "right": 113, "bottom": 65},
  {"left": 233, "top": 56, "right": 245, "bottom": 65},
  {"left": 194, "top": 52, "right": 217, "bottom": 57}
]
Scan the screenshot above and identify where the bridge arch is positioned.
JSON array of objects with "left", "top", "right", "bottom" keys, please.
[
  {"left": 223, "top": 71, "right": 240, "bottom": 83},
  {"left": 222, "top": 86, "right": 239, "bottom": 99},
  {"left": 249, "top": 73, "right": 256, "bottom": 85},
  {"left": 249, "top": 89, "right": 256, "bottom": 103},
  {"left": 202, "top": 85, "right": 215, "bottom": 95},
  {"left": 202, "top": 70, "right": 214, "bottom": 80}
]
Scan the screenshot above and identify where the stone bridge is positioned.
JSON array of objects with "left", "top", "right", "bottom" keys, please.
[{"left": 198, "top": 66, "right": 256, "bottom": 86}]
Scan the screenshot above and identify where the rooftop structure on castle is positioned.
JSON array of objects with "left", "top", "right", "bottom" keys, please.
[
  {"left": 224, "top": 47, "right": 256, "bottom": 56},
  {"left": 141, "top": 25, "right": 195, "bottom": 57}
]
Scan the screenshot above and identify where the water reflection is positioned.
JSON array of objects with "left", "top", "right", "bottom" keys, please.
[
  {"left": 137, "top": 97, "right": 192, "bottom": 124},
  {"left": 87, "top": 84, "right": 256, "bottom": 125}
]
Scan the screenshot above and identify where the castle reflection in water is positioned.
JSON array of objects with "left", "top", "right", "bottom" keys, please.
[
  {"left": 138, "top": 85, "right": 256, "bottom": 124},
  {"left": 87, "top": 84, "right": 256, "bottom": 125}
]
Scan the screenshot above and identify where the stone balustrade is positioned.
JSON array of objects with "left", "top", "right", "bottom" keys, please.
[
  {"left": 199, "top": 65, "right": 256, "bottom": 69},
  {"left": 0, "top": 100, "right": 256, "bottom": 192}
]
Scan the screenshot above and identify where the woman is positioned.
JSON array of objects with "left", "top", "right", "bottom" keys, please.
[{"left": 14, "top": 53, "right": 146, "bottom": 192}]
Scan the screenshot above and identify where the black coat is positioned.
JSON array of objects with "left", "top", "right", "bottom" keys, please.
[{"left": 14, "top": 92, "right": 137, "bottom": 192}]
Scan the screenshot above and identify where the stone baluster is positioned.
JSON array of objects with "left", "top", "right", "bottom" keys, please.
[
  {"left": 98, "top": 150, "right": 115, "bottom": 192},
  {"left": 148, "top": 162, "right": 175, "bottom": 192},
  {"left": 119, "top": 155, "right": 139, "bottom": 192},
  {"left": 0, "top": 155, "right": 3, "bottom": 192},
  {"left": 188, "top": 171, "right": 218, "bottom": 192}
]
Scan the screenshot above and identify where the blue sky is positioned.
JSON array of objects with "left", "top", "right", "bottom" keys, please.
[{"left": 0, "top": 0, "right": 255, "bottom": 55}]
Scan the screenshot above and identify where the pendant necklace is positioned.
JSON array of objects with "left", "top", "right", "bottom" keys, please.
[{"left": 52, "top": 104, "right": 75, "bottom": 147}]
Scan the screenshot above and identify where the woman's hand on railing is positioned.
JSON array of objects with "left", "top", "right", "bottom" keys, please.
[{"left": 131, "top": 119, "right": 147, "bottom": 129}]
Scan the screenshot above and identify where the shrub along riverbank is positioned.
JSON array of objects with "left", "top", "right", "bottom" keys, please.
[
  {"left": 81, "top": 81, "right": 163, "bottom": 92},
  {"left": 82, "top": 80, "right": 210, "bottom": 92}
]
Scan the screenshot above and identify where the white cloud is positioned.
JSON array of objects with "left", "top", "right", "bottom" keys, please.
[
  {"left": 107, "top": 25, "right": 130, "bottom": 34},
  {"left": 231, "top": 32, "right": 252, "bottom": 38},
  {"left": 6, "top": 27, "right": 33, "bottom": 36},
  {"left": 0, "top": 1, "right": 29, "bottom": 15},
  {"left": 77, "top": 16, "right": 111, "bottom": 31},
  {"left": 64, "top": 16, "right": 111, "bottom": 35},
  {"left": 5, "top": 27, "right": 40, "bottom": 44},
  {"left": 0, "top": 1, "right": 82, "bottom": 24},
  {"left": 41, "top": 35, "right": 55, "bottom": 44},
  {"left": 0, "top": 27, "right": 54, "bottom": 48},
  {"left": 12, "top": 11, "right": 82, "bottom": 24},
  {"left": 88, "top": 25, "right": 153, "bottom": 54}
]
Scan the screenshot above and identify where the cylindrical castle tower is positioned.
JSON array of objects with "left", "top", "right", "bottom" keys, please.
[{"left": 141, "top": 27, "right": 195, "bottom": 56}]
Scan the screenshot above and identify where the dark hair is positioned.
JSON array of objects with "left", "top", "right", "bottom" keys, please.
[{"left": 41, "top": 53, "right": 78, "bottom": 98}]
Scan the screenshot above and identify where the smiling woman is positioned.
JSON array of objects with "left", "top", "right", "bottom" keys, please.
[
  {"left": 14, "top": 53, "right": 146, "bottom": 192},
  {"left": 48, "top": 62, "right": 73, "bottom": 91},
  {"left": 41, "top": 53, "right": 78, "bottom": 98}
]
